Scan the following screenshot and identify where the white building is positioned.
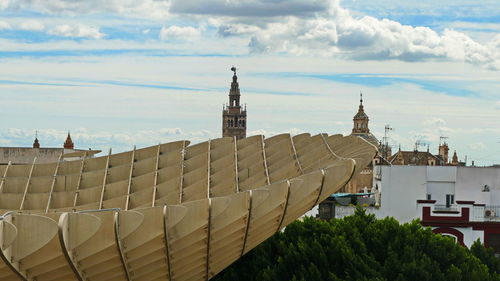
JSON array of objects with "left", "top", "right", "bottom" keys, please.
[
  {"left": 370, "top": 165, "right": 500, "bottom": 222},
  {"left": 334, "top": 165, "right": 500, "bottom": 251}
]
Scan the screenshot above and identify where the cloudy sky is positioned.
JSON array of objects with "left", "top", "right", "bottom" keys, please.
[{"left": 0, "top": 0, "right": 499, "bottom": 165}]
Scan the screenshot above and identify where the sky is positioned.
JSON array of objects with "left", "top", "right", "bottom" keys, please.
[{"left": 0, "top": 0, "right": 499, "bottom": 166}]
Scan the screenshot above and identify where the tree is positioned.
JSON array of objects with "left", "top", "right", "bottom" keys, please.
[{"left": 213, "top": 207, "right": 500, "bottom": 281}]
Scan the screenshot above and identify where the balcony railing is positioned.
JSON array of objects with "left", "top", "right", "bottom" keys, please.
[
  {"left": 433, "top": 204, "right": 459, "bottom": 212},
  {"left": 477, "top": 205, "right": 500, "bottom": 221}
]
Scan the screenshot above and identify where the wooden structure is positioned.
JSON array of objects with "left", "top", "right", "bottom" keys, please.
[{"left": 0, "top": 133, "right": 376, "bottom": 281}]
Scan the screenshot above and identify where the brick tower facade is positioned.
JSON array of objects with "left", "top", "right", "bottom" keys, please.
[
  {"left": 222, "top": 67, "right": 246, "bottom": 140},
  {"left": 64, "top": 132, "right": 74, "bottom": 149}
]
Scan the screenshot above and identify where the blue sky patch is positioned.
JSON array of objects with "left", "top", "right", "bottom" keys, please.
[{"left": 260, "top": 72, "right": 476, "bottom": 97}]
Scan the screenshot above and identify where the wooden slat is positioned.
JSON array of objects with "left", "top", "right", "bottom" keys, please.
[
  {"left": 240, "top": 190, "right": 253, "bottom": 257},
  {"left": 99, "top": 149, "right": 112, "bottom": 210},
  {"left": 312, "top": 169, "right": 327, "bottom": 207},
  {"left": 289, "top": 134, "right": 304, "bottom": 174},
  {"left": 207, "top": 139, "right": 212, "bottom": 198},
  {"left": 151, "top": 144, "right": 161, "bottom": 207},
  {"left": 162, "top": 206, "right": 173, "bottom": 281},
  {"left": 114, "top": 212, "right": 132, "bottom": 280},
  {"left": 234, "top": 137, "right": 240, "bottom": 193},
  {"left": 205, "top": 198, "right": 212, "bottom": 281},
  {"left": 261, "top": 136, "right": 271, "bottom": 185},
  {"left": 276, "top": 180, "right": 291, "bottom": 232},
  {"left": 0, "top": 161, "right": 11, "bottom": 193},
  {"left": 19, "top": 157, "right": 37, "bottom": 210},
  {"left": 125, "top": 146, "right": 136, "bottom": 211},
  {"left": 45, "top": 153, "right": 63, "bottom": 213},
  {"left": 72, "top": 152, "right": 87, "bottom": 208},
  {"left": 178, "top": 141, "right": 187, "bottom": 204}
]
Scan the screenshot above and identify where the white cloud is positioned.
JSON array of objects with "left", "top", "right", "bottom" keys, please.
[
  {"left": 218, "top": 23, "right": 261, "bottom": 37},
  {"left": 245, "top": 0, "right": 500, "bottom": 69},
  {"left": 1, "top": 0, "right": 171, "bottom": 19},
  {"left": 424, "top": 118, "right": 446, "bottom": 127},
  {"left": 497, "top": 101, "right": 500, "bottom": 109},
  {"left": 468, "top": 142, "right": 487, "bottom": 151},
  {"left": 18, "top": 20, "right": 45, "bottom": 31},
  {"left": 159, "top": 26, "right": 200, "bottom": 41},
  {"left": 0, "top": 21, "right": 11, "bottom": 30},
  {"left": 48, "top": 24, "right": 105, "bottom": 39}
]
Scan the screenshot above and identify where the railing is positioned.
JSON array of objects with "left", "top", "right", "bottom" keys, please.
[
  {"left": 471, "top": 205, "right": 500, "bottom": 221},
  {"left": 334, "top": 205, "right": 379, "bottom": 219},
  {"left": 483, "top": 206, "right": 500, "bottom": 221},
  {"left": 433, "top": 204, "right": 459, "bottom": 212}
]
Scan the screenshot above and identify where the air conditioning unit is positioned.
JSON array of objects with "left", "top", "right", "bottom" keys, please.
[{"left": 485, "top": 210, "right": 495, "bottom": 217}]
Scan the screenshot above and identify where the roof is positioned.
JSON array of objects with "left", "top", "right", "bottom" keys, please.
[
  {"left": 351, "top": 133, "right": 379, "bottom": 147},
  {"left": 354, "top": 110, "right": 368, "bottom": 119},
  {"left": 0, "top": 133, "right": 377, "bottom": 280},
  {"left": 389, "top": 150, "right": 442, "bottom": 166}
]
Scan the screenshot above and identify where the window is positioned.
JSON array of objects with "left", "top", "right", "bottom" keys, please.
[
  {"left": 446, "top": 194, "right": 455, "bottom": 207},
  {"left": 441, "top": 234, "right": 457, "bottom": 243},
  {"left": 427, "top": 194, "right": 432, "bottom": 200}
]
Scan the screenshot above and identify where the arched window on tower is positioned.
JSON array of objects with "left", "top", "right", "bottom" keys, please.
[
  {"left": 235, "top": 117, "right": 238, "bottom": 127},
  {"left": 242, "top": 120, "right": 245, "bottom": 127}
]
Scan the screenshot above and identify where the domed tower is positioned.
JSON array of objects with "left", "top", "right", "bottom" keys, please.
[
  {"left": 350, "top": 93, "right": 378, "bottom": 146},
  {"left": 222, "top": 67, "right": 247, "bottom": 140},
  {"left": 352, "top": 93, "right": 370, "bottom": 134}
]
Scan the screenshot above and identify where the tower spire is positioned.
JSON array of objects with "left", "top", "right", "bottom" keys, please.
[
  {"left": 222, "top": 66, "right": 247, "bottom": 140},
  {"left": 352, "top": 92, "right": 369, "bottom": 134},
  {"left": 64, "top": 131, "right": 74, "bottom": 149}
]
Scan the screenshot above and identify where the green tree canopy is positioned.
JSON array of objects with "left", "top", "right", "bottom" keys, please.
[{"left": 213, "top": 208, "right": 500, "bottom": 281}]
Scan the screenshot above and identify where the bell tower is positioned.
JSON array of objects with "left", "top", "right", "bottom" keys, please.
[
  {"left": 352, "top": 93, "right": 370, "bottom": 134},
  {"left": 222, "top": 67, "right": 247, "bottom": 140}
]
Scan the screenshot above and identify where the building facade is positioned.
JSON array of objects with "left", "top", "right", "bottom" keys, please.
[
  {"left": 0, "top": 133, "right": 100, "bottom": 165},
  {"left": 333, "top": 165, "right": 500, "bottom": 252},
  {"left": 388, "top": 140, "right": 464, "bottom": 166},
  {"left": 222, "top": 67, "right": 247, "bottom": 140},
  {"left": 417, "top": 200, "right": 500, "bottom": 251}
]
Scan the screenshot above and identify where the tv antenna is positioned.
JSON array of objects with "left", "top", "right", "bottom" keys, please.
[
  {"left": 382, "top": 125, "right": 393, "bottom": 158},
  {"left": 439, "top": 136, "right": 448, "bottom": 146}
]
